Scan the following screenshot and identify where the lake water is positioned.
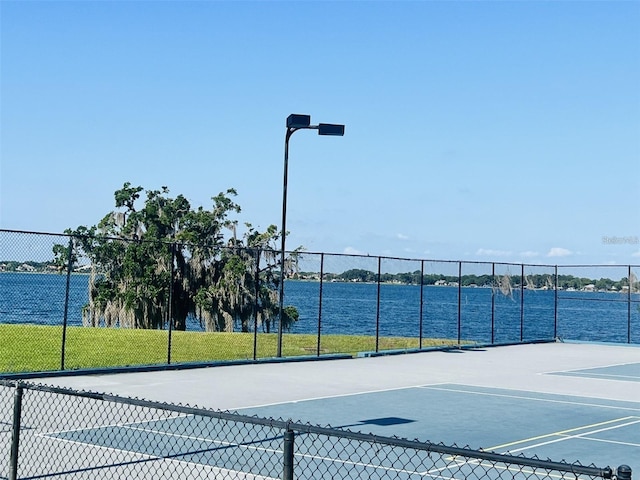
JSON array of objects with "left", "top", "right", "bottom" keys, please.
[{"left": 1, "top": 273, "right": 638, "bottom": 344}]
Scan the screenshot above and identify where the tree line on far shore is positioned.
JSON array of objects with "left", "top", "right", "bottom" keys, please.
[
  {"left": 3, "top": 261, "right": 636, "bottom": 293},
  {"left": 295, "top": 269, "right": 638, "bottom": 292}
]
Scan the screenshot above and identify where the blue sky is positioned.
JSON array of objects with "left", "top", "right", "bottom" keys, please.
[{"left": 1, "top": 0, "right": 639, "bottom": 265}]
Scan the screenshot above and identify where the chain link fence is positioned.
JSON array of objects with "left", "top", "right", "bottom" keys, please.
[
  {"left": 556, "top": 265, "right": 640, "bottom": 343},
  {"left": 0, "top": 380, "right": 631, "bottom": 480},
  {"left": 1, "top": 229, "right": 639, "bottom": 374}
]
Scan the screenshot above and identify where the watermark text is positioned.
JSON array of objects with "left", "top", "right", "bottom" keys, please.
[{"left": 602, "top": 235, "right": 639, "bottom": 245}]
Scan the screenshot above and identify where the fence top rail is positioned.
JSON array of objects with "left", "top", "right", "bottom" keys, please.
[
  {"left": 3, "top": 228, "right": 640, "bottom": 270},
  {"left": 0, "top": 379, "right": 615, "bottom": 479}
]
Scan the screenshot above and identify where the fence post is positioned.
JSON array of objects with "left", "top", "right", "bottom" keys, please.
[
  {"left": 60, "top": 236, "right": 74, "bottom": 371},
  {"left": 375, "top": 256, "right": 381, "bottom": 353},
  {"left": 490, "top": 263, "right": 495, "bottom": 344},
  {"left": 554, "top": 265, "right": 558, "bottom": 339},
  {"left": 520, "top": 263, "right": 525, "bottom": 342},
  {"left": 8, "top": 385, "right": 24, "bottom": 480},
  {"left": 283, "top": 428, "right": 295, "bottom": 480},
  {"left": 167, "top": 242, "right": 176, "bottom": 365},
  {"left": 316, "top": 253, "right": 324, "bottom": 357},
  {"left": 253, "top": 249, "right": 261, "bottom": 361},
  {"left": 419, "top": 260, "right": 424, "bottom": 349},
  {"left": 457, "top": 262, "right": 462, "bottom": 345},
  {"left": 628, "top": 265, "right": 632, "bottom": 344},
  {"left": 617, "top": 465, "right": 632, "bottom": 480}
]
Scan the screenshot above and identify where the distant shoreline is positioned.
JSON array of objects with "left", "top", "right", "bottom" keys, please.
[{"left": 1, "top": 267, "right": 637, "bottom": 294}]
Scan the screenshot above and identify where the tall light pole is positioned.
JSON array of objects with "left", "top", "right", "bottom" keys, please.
[{"left": 277, "top": 114, "right": 345, "bottom": 357}]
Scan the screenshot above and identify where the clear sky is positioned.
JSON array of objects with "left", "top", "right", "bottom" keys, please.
[{"left": 1, "top": 0, "right": 639, "bottom": 266}]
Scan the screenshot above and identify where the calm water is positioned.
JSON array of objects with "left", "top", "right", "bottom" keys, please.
[{"left": 1, "top": 273, "right": 638, "bottom": 344}]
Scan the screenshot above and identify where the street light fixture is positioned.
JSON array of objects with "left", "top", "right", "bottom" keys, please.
[{"left": 277, "top": 114, "right": 345, "bottom": 357}]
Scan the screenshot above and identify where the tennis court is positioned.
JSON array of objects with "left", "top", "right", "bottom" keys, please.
[
  {"left": 238, "top": 382, "right": 640, "bottom": 468},
  {"left": 4, "top": 342, "right": 639, "bottom": 478}
]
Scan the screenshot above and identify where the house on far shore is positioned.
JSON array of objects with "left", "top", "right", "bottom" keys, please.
[
  {"left": 17, "top": 263, "right": 36, "bottom": 272},
  {"left": 581, "top": 284, "right": 596, "bottom": 292}
]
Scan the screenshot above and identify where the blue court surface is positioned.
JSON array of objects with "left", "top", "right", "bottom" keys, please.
[
  {"left": 43, "top": 383, "right": 639, "bottom": 476},
  {"left": 238, "top": 383, "right": 640, "bottom": 469},
  {"left": 28, "top": 343, "right": 640, "bottom": 477},
  {"left": 550, "top": 363, "right": 640, "bottom": 383},
  {"left": 45, "top": 415, "right": 287, "bottom": 477}
]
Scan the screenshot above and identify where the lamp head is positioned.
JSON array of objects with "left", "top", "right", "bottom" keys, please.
[
  {"left": 318, "top": 123, "right": 345, "bottom": 136},
  {"left": 286, "top": 114, "right": 311, "bottom": 129}
]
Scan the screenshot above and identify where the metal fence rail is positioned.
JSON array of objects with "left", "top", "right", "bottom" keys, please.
[
  {"left": 1, "top": 229, "right": 639, "bottom": 374},
  {"left": 0, "top": 380, "right": 631, "bottom": 480}
]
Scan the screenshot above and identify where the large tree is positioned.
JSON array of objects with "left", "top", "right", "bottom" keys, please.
[{"left": 56, "top": 183, "right": 300, "bottom": 332}]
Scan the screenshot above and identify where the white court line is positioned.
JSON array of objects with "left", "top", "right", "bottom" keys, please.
[
  {"left": 554, "top": 371, "right": 640, "bottom": 381},
  {"left": 57, "top": 423, "right": 457, "bottom": 479},
  {"left": 123, "top": 423, "right": 283, "bottom": 454},
  {"left": 290, "top": 449, "right": 457, "bottom": 480},
  {"left": 542, "top": 360, "right": 640, "bottom": 376},
  {"left": 38, "top": 425, "right": 280, "bottom": 479},
  {"left": 231, "top": 382, "right": 449, "bottom": 411},
  {"left": 487, "top": 416, "right": 639, "bottom": 451},
  {"left": 42, "top": 412, "right": 191, "bottom": 436},
  {"left": 564, "top": 435, "right": 640, "bottom": 448},
  {"left": 40, "top": 414, "right": 611, "bottom": 480},
  {"left": 426, "top": 419, "right": 640, "bottom": 480},
  {"left": 44, "top": 415, "right": 283, "bottom": 456},
  {"left": 420, "top": 385, "right": 640, "bottom": 413},
  {"left": 499, "top": 418, "right": 640, "bottom": 455},
  {"left": 424, "top": 458, "right": 572, "bottom": 480},
  {"left": 449, "top": 417, "right": 640, "bottom": 478},
  {"left": 95, "top": 422, "right": 523, "bottom": 480}
]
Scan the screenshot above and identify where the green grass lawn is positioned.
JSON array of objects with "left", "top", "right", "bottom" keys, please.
[{"left": 0, "top": 324, "right": 457, "bottom": 374}]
